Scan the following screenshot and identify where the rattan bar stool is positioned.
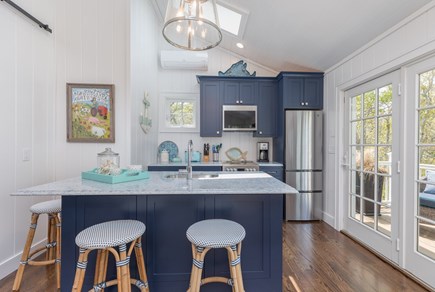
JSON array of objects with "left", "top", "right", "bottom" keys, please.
[
  {"left": 186, "top": 219, "right": 246, "bottom": 292},
  {"left": 72, "top": 219, "right": 149, "bottom": 292},
  {"left": 13, "top": 199, "right": 62, "bottom": 291}
]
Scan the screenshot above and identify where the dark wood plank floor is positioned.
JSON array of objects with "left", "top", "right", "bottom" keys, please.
[
  {"left": 0, "top": 221, "right": 428, "bottom": 291},
  {"left": 282, "top": 222, "right": 428, "bottom": 292}
]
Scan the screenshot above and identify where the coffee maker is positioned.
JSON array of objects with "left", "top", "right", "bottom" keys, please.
[{"left": 257, "top": 142, "right": 269, "bottom": 162}]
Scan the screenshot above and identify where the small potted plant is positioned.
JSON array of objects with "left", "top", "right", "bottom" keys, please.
[{"left": 355, "top": 150, "right": 388, "bottom": 215}]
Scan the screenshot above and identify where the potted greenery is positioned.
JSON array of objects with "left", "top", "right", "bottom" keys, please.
[{"left": 355, "top": 150, "right": 388, "bottom": 215}]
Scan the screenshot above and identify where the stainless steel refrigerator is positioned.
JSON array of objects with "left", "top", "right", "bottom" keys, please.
[{"left": 285, "top": 110, "right": 323, "bottom": 220}]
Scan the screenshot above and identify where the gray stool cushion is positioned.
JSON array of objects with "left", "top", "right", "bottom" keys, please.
[
  {"left": 75, "top": 220, "right": 145, "bottom": 250},
  {"left": 186, "top": 219, "right": 246, "bottom": 248},
  {"left": 30, "top": 199, "right": 62, "bottom": 214}
]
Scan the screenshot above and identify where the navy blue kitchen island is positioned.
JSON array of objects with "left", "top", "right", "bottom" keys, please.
[{"left": 12, "top": 172, "right": 297, "bottom": 291}]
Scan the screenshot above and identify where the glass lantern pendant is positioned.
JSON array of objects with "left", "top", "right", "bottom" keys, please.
[{"left": 163, "top": 0, "right": 222, "bottom": 51}]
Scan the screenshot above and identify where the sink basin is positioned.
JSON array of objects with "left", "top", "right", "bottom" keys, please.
[
  {"left": 164, "top": 172, "right": 271, "bottom": 180},
  {"left": 164, "top": 173, "right": 219, "bottom": 179}
]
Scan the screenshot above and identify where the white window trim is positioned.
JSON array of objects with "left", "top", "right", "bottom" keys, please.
[{"left": 159, "top": 92, "right": 199, "bottom": 133}]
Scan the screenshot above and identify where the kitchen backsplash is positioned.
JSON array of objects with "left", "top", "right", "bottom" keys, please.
[{"left": 158, "top": 132, "right": 273, "bottom": 163}]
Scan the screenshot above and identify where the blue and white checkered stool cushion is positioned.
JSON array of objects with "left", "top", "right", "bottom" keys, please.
[
  {"left": 30, "top": 199, "right": 62, "bottom": 214},
  {"left": 75, "top": 220, "right": 145, "bottom": 250},
  {"left": 186, "top": 219, "right": 246, "bottom": 248}
]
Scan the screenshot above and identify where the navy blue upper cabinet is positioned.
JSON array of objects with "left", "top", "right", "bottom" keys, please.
[
  {"left": 199, "top": 79, "right": 222, "bottom": 137},
  {"left": 223, "top": 80, "right": 257, "bottom": 104},
  {"left": 279, "top": 72, "right": 324, "bottom": 110},
  {"left": 254, "top": 80, "right": 278, "bottom": 137}
]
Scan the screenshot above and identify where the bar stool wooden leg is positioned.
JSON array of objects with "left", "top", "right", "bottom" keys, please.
[
  {"left": 189, "top": 245, "right": 210, "bottom": 292},
  {"left": 227, "top": 246, "right": 240, "bottom": 292},
  {"left": 225, "top": 243, "right": 245, "bottom": 292},
  {"left": 46, "top": 216, "right": 52, "bottom": 261},
  {"left": 226, "top": 247, "right": 236, "bottom": 292},
  {"left": 92, "top": 249, "right": 109, "bottom": 291},
  {"left": 237, "top": 243, "right": 245, "bottom": 292},
  {"left": 188, "top": 245, "right": 199, "bottom": 292},
  {"left": 134, "top": 237, "right": 149, "bottom": 291},
  {"left": 72, "top": 248, "right": 91, "bottom": 292},
  {"left": 105, "top": 247, "right": 122, "bottom": 291},
  {"left": 54, "top": 214, "right": 61, "bottom": 290},
  {"left": 118, "top": 243, "right": 131, "bottom": 292},
  {"left": 13, "top": 213, "right": 39, "bottom": 291}
]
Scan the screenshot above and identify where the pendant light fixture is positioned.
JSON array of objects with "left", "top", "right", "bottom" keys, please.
[{"left": 163, "top": 0, "right": 222, "bottom": 51}]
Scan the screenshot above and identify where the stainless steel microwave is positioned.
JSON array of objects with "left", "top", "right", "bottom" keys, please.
[{"left": 222, "top": 105, "right": 257, "bottom": 131}]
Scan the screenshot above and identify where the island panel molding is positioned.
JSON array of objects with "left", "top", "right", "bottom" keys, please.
[{"left": 61, "top": 194, "right": 283, "bottom": 292}]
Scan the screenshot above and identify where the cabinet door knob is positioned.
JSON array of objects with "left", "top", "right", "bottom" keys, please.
[
  {"left": 306, "top": 102, "right": 308, "bottom": 106},
  {"left": 240, "top": 100, "right": 243, "bottom": 103},
  {"left": 259, "top": 131, "right": 263, "bottom": 134},
  {"left": 301, "top": 102, "right": 304, "bottom": 106},
  {"left": 217, "top": 131, "right": 220, "bottom": 134},
  {"left": 236, "top": 100, "right": 239, "bottom": 104}
]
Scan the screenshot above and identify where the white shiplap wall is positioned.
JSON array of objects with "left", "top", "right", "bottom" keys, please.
[
  {"left": 130, "top": 0, "right": 159, "bottom": 167},
  {"left": 323, "top": 1, "right": 435, "bottom": 228},
  {"left": 0, "top": 0, "right": 130, "bottom": 279},
  {"left": 0, "top": 0, "right": 55, "bottom": 279}
]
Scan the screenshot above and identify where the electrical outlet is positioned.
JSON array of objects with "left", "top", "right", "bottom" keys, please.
[{"left": 22, "top": 148, "right": 31, "bottom": 161}]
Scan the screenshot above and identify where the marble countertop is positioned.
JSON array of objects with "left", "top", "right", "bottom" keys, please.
[{"left": 11, "top": 171, "right": 297, "bottom": 196}]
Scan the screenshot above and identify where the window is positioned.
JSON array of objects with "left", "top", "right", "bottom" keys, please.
[
  {"left": 159, "top": 93, "right": 199, "bottom": 132},
  {"left": 216, "top": 2, "right": 248, "bottom": 38}
]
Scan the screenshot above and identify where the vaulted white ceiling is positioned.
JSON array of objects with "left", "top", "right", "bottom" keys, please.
[{"left": 152, "top": 0, "right": 433, "bottom": 72}]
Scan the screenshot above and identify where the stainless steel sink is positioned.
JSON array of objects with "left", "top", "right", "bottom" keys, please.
[{"left": 164, "top": 173, "right": 219, "bottom": 179}]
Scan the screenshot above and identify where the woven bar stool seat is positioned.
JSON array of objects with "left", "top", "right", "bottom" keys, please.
[
  {"left": 13, "top": 199, "right": 62, "bottom": 291},
  {"left": 186, "top": 219, "right": 246, "bottom": 292},
  {"left": 72, "top": 220, "right": 149, "bottom": 292},
  {"left": 29, "top": 199, "right": 62, "bottom": 214}
]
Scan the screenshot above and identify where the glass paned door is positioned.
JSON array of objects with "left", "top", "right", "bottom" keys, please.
[
  {"left": 344, "top": 70, "right": 400, "bottom": 262},
  {"left": 404, "top": 55, "right": 435, "bottom": 288},
  {"left": 416, "top": 69, "right": 435, "bottom": 260}
]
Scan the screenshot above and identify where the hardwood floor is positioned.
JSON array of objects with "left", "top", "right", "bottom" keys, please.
[
  {"left": 282, "top": 222, "right": 428, "bottom": 292},
  {"left": 0, "top": 221, "right": 428, "bottom": 291}
]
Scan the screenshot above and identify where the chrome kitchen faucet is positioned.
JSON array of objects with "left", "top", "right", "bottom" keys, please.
[{"left": 187, "top": 140, "right": 193, "bottom": 179}]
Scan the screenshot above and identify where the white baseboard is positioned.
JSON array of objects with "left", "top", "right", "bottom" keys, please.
[
  {"left": 0, "top": 239, "right": 47, "bottom": 281},
  {"left": 322, "top": 212, "right": 335, "bottom": 228}
]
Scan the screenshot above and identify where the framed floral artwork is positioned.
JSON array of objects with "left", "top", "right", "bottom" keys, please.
[{"left": 66, "top": 83, "right": 115, "bottom": 142}]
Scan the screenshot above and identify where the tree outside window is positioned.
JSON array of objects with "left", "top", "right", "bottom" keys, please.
[
  {"left": 169, "top": 101, "right": 194, "bottom": 127},
  {"left": 159, "top": 93, "right": 199, "bottom": 133}
]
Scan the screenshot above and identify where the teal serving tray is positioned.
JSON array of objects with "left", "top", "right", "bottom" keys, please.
[{"left": 81, "top": 169, "right": 150, "bottom": 184}]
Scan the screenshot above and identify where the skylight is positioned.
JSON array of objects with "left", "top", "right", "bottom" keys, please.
[{"left": 216, "top": 4, "right": 242, "bottom": 36}]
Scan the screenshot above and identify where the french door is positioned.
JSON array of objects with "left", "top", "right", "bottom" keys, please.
[
  {"left": 404, "top": 56, "right": 435, "bottom": 287},
  {"left": 343, "top": 70, "right": 401, "bottom": 263}
]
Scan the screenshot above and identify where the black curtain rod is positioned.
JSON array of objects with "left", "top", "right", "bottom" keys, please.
[{"left": 1, "top": 0, "right": 52, "bottom": 33}]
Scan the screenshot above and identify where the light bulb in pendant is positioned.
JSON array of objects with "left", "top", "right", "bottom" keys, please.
[
  {"left": 201, "top": 30, "right": 206, "bottom": 38},
  {"left": 176, "top": 7, "right": 184, "bottom": 17},
  {"left": 176, "top": 24, "right": 181, "bottom": 32}
]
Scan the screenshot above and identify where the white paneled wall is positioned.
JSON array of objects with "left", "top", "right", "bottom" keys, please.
[
  {"left": 0, "top": 0, "right": 130, "bottom": 279},
  {"left": 130, "top": 0, "right": 159, "bottom": 167},
  {"left": 323, "top": 1, "right": 435, "bottom": 228},
  {"left": 55, "top": 0, "right": 130, "bottom": 180},
  {"left": 0, "top": 0, "right": 55, "bottom": 279}
]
